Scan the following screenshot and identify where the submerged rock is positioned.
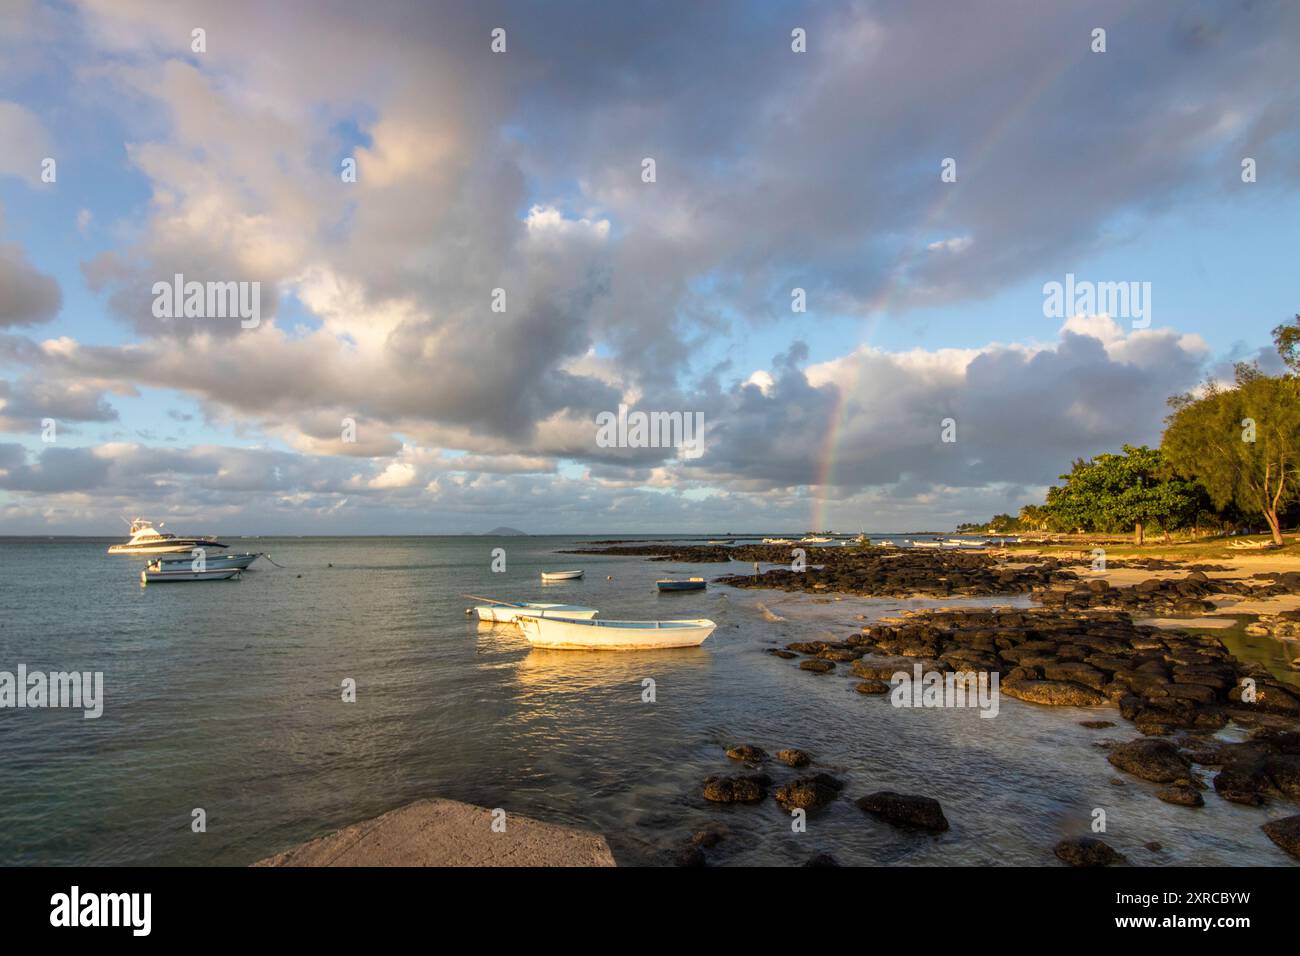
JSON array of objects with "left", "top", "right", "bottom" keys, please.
[
  {"left": 1054, "top": 836, "right": 1126, "bottom": 867},
  {"left": 1107, "top": 739, "right": 1192, "bottom": 783},
  {"left": 702, "top": 773, "right": 771, "bottom": 804},
  {"left": 776, "top": 748, "right": 811, "bottom": 767},
  {"left": 775, "top": 773, "right": 844, "bottom": 811},
  {"left": 800, "top": 659, "right": 835, "bottom": 674},
  {"left": 855, "top": 791, "right": 949, "bottom": 832},
  {"left": 726, "top": 744, "right": 767, "bottom": 765}
]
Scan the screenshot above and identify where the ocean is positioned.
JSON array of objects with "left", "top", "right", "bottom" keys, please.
[{"left": 0, "top": 535, "right": 1295, "bottom": 866}]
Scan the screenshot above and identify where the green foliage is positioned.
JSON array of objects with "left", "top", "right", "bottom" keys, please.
[
  {"left": 1162, "top": 374, "right": 1300, "bottom": 543},
  {"left": 1274, "top": 315, "right": 1300, "bottom": 376},
  {"left": 1043, "top": 445, "right": 1203, "bottom": 540}
]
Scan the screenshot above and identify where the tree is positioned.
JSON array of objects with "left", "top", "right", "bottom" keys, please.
[
  {"left": 1018, "top": 503, "right": 1051, "bottom": 531},
  {"left": 1043, "top": 445, "right": 1203, "bottom": 544},
  {"left": 1163, "top": 369, "right": 1300, "bottom": 545},
  {"left": 1274, "top": 315, "right": 1300, "bottom": 376}
]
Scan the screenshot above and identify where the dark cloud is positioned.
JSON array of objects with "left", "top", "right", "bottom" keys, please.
[{"left": 0, "top": 240, "right": 61, "bottom": 327}]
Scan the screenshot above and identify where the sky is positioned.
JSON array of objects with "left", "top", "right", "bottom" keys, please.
[{"left": 0, "top": 0, "right": 1297, "bottom": 534}]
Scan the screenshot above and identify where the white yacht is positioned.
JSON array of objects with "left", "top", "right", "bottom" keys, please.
[{"left": 107, "top": 518, "right": 228, "bottom": 555}]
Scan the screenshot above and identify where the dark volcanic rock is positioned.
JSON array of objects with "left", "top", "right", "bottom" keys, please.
[
  {"left": 1107, "top": 739, "right": 1193, "bottom": 783},
  {"left": 855, "top": 679, "right": 891, "bottom": 695},
  {"left": 725, "top": 744, "right": 767, "bottom": 765},
  {"left": 775, "top": 773, "right": 844, "bottom": 811},
  {"left": 800, "top": 659, "right": 835, "bottom": 674},
  {"left": 702, "top": 773, "right": 770, "bottom": 804},
  {"left": 1080, "top": 720, "right": 1116, "bottom": 729},
  {"left": 802, "top": 853, "right": 840, "bottom": 867},
  {"left": 1003, "top": 679, "right": 1108, "bottom": 707},
  {"left": 1054, "top": 836, "right": 1126, "bottom": 867},
  {"left": 1156, "top": 784, "right": 1205, "bottom": 807},
  {"left": 855, "top": 791, "right": 949, "bottom": 832},
  {"left": 776, "top": 748, "right": 811, "bottom": 767},
  {"left": 1261, "top": 815, "right": 1300, "bottom": 860}
]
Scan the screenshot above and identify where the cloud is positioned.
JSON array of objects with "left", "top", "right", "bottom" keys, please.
[{"left": 0, "top": 205, "right": 61, "bottom": 327}]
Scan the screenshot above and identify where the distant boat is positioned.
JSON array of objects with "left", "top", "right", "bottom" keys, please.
[
  {"left": 152, "top": 552, "right": 262, "bottom": 571},
  {"left": 657, "top": 577, "right": 706, "bottom": 592},
  {"left": 108, "top": 518, "right": 227, "bottom": 555},
  {"left": 141, "top": 566, "right": 241, "bottom": 584},
  {"left": 541, "top": 569, "right": 584, "bottom": 582},
  {"left": 945, "top": 539, "right": 987, "bottom": 547},
  {"left": 706, "top": 539, "right": 734, "bottom": 545},
  {"left": 799, "top": 536, "right": 833, "bottom": 544},
  {"left": 762, "top": 537, "right": 795, "bottom": 545},
  {"left": 516, "top": 615, "right": 715, "bottom": 650},
  {"left": 910, "top": 540, "right": 943, "bottom": 549},
  {"left": 472, "top": 599, "right": 599, "bottom": 623}
]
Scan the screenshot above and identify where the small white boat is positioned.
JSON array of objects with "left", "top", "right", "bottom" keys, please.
[
  {"left": 656, "top": 577, "right": 706, "bottom": 592},
  {"left": 141, "top": 566, "right": 241, "bottom": 584},
  {"left": 541, "top": 570, "right": 584, "bottom": 582},
  {"left": 474, "top": 601, "right": 600, "bottom": 623},
  {"left": 152, "top": 552, "right": 262, "bottom": 571},
  {"left": 910, "top": 540, "right": 943, "bottom": 549},
  {"left": 800, "top": 535, "right": 833, "bottom": 544},
  {"left": 516, "top": 615, "right": 715, "bottom": 650},
  {"left": 108, "top": 517, "right": 227, "bottom": 555},
  {"left": 762, "top": 537, "right": 795, "bottom": 545},
  {"left": 945, "top": 539, "right": 987, "bottom": 547}
]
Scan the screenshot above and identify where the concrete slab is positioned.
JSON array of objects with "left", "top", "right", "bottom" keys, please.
[{"left": 253, "top": 798, "right": 617, "bottom": 867}]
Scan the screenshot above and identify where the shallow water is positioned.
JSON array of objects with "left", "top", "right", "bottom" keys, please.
[{"left": 0, "top": 536, "right": 1296, "bottom": 866}]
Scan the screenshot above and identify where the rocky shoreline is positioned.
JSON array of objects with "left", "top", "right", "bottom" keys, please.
[{"left": 571, "top": 542, "right": 1300, "bottom": 864}]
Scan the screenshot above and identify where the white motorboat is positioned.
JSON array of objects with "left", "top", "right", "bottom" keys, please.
[
  {"left": 108, "top": 518, "right": 227, "bottom": 555},
  {"left": 516, "top": 615, "right": 715, "bottom": 650},
  {"left": 910, "top": 540, "right": 944, "bottom": 549},
  {"left": 152, "top": 552, "right": 262, "bottom": 571},
  {"left": 945, "top": 539, "right": 988, "bottom": 547},
  {"left": 141, "top": 566, "right": 241, "bottom": 584},
  {"left": 799, "top": 535, "right": 833, "bottom": 544},
  {"left": 762, "top": 537, "right": 795, "bottom": 545},
  {"left": 473, "top": 600, "right": 600, "bottom": 623},
  {"left": 540, "top": 569, "right": 584, "bottom": 582}
]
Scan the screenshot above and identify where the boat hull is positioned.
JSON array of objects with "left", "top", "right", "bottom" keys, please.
[
  {"left": 475, "top": 603, "right": 599, "bottom": 623},
  {"left": 540, "top": 570, "right": 584, "bottom": 582},
  {"left": 141, "top": 568, "right": 242, "bottom": 583},
  {"left": 656, "top": 580, "right": 706, "bottom": 591},
  {"left": 154, "top": 552, "right": 260, "bottom": 570},
  {"left": 517, "top": 616, "right": 714, "bottom": 650},
  {"left": 109, "top": 540, "right": 228, "bottom": 554}
]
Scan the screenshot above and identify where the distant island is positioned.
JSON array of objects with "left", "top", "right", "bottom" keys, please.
[{"left": 484, "top": 526, "right": 528, "bottom": 536}]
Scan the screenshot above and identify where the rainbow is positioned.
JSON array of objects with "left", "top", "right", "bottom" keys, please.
[{"left": 807, "top": 45, "right": 1086, "bottom": 530}]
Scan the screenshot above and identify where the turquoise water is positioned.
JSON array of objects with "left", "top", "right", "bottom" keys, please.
[{"left": 0, "top": 535, "right": 1296, "bottom": 866}]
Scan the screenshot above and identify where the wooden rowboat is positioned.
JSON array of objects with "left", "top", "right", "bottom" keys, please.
[
  {"left": 516, "top": 615, "right": 715, "bottom": 650},
  {"left": 541, "top": 570, "right": 584, "bottom": 582},
  {"left": 473, "top": 600, "right": 600, "bottom": 623}
]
